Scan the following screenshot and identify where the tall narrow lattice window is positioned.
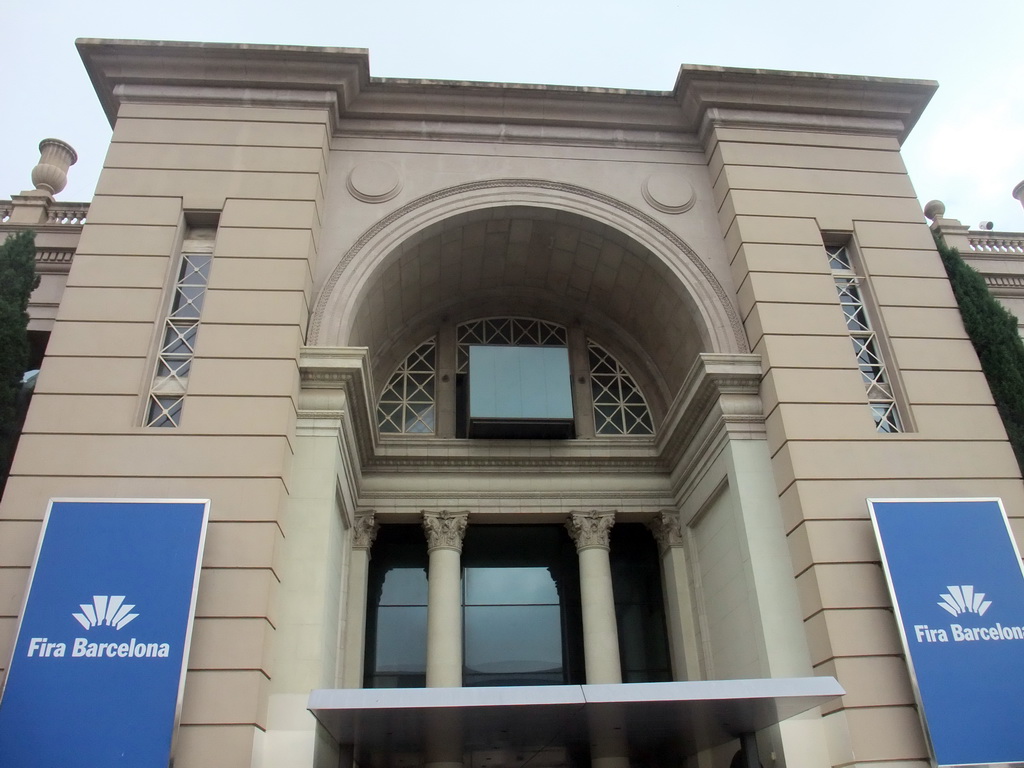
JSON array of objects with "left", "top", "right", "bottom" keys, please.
[
  {"left": 826, "top": 242, "right": 902, "bottom": 433},
  {"left": 588, "top": 342, "right": 654, "bottom": 435},
  {"left": 146, "top": 232, "right": 214, "bottom": 427},
  {"left": 377, "top": 340, "right": 437, "bottom": 434}
]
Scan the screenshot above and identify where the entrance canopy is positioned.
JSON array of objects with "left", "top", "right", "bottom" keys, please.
[{"left": 309, "top": 678, "right": 843, "bottom": 765}]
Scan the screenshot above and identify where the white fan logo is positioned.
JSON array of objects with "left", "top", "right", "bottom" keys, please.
[
  {"left": 938, "top": 585, "right": 992, "bottom": 618},
  {"left": 72, "top": 595, "right": 139, "bottom": 631}
]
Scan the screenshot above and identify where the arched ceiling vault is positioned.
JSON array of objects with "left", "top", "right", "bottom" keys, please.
[{"left": 316, "top": 204, "right": 736, "bottom": 415}]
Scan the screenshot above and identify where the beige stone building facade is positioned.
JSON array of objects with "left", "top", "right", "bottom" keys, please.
[{"left": 1, "top": 38, "right": 1022, "bottom": 768}]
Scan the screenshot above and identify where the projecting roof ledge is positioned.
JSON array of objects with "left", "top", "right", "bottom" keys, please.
[
  {"left": 76, "top": 38, "right": 372, "bottom": 128},
  {"left": 673, "top": 63, "right": 938, "bottom": 144}
]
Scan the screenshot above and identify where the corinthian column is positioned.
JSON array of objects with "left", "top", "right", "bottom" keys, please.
[
  {"left": 341, "top": 512, "right": 378, "bottom": 687},
  {"left": 566, "top": 511, "right": 621, "bottom": 685},
  {"left": 422, "top": 510, "right": 468, "bottom": 688}
]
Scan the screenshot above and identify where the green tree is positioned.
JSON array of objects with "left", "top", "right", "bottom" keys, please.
[
  {"left": 0, "top": 230, "right": 39, "bottom": 481},
  {"left": 934, "top": 232, "right": 1024, "bottom": 472}
]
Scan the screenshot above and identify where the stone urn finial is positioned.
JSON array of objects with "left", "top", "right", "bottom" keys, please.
[
  {"left": 1014, "top": 181, "right": 1024, "bottom": 212},
  {"left": 923, "top": 199, "right": 945, "bottom": 222},
  {"left": 30, "top": 138, "right": 78, "bottom": 196}
]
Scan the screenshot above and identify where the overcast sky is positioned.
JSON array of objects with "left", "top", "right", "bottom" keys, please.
[{"left": 3, "top": 0, "right": 1022, "bottom": 230}]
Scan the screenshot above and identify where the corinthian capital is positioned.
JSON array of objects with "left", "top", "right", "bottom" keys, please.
[
  {"left": 352, "top": 512, "right": 379, "bottom": 550},
  {"left": 647, "top": 511, "right": 684, "bottom": 555},
  {"left": 422, "top": 510, "right": 469, "bottom": 552},
  {"left": 566, "top": 511, "right": 615, "bottom": 551}
]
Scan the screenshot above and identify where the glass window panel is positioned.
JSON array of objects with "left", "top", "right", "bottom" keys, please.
[
  {"left": 458, "top": 525, "right": 584, "bottom": 686},
  {"left": 372, "top": 606, "right": 428, "bottom": 672},
  {"left": 404, "top": 408, "right": 434, "bottom": 433},
  {"left": 179, "top": 253, "right": 212, "bottom": 284},
  {"left": 465, "top": 566, "right": 559, "bottom": 606},
  {"left": 826, "top": 244, "right": 853, "bottom": 271},
  {"left": 464, "top": 605, "right": 563, "bottom": 682},
  {"left": 468, "top": 346, "right": 573, "bottom": 420},
  {"left": 616, "top": 603, "right": 670, "bottom": 672},
  {"left": 378, "top": 566, "right": 429, "bottom": 606},
  {"left": 380, "top": 385, "right": 403, "bottom": 402},
  {"left": 873, "top": 402, "right": 903, "bottom": 433},
  {"left": 610, "top": 524, "right": 672, "bottom": 682}
]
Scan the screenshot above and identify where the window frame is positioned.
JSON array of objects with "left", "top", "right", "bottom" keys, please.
[
  {"left": 824, "top": 238, "right": 907, "bottom": 433},
  {"left": 374, "top": 317, "right": 657, "bottom": 439}
]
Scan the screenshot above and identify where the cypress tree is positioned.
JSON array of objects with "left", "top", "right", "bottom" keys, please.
[
  {"left": 934, "top": 232, "right": 1024, "bottom": 472},
  {"left": 0, "top": 230, "right": 39, "bottom": 480}
]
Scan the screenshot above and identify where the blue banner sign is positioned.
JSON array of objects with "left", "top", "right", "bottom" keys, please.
[
  {"left": 0, "top": 499, "right": 209, "bottom": 767},
  {"left": 869, "top": 498, "right": 1024, "bottom": 767}
]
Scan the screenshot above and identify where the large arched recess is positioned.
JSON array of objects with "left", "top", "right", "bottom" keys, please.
[{"left": 310, "top": 180, "right": 747, "bottom": 409}]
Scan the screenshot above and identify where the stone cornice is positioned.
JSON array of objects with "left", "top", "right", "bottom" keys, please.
[
  {"left": 77, "top": 38, "right": 369, "bottom": 128},
  {"left": 77, "top": 40, "right": 935, "bottom": 146},
  {"left": 658, "top": 353, "right": 765, "bottom": 465},
  {"left": 673, "top": 64, "right": 937, "bottom": 145},
  {"left": 299, "top": 346, "right": 378, "bottom": 466}
]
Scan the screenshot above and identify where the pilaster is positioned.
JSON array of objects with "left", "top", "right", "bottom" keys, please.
[
  {"left": 341, "top": 512, "right": 378, "bottom": 688},
  {"left": 648, "top": 511, "right": 701, "bottom": 681}
]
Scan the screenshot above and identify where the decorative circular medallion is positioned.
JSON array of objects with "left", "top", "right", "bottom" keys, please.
[
  {"left": 641, "top": 172, "right": 696, "bottom": 215},
  {"left": 347, "top": 161, "right": 402, "bottom": 203}
]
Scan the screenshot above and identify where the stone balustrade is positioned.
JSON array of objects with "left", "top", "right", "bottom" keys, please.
[
  {"left": 46, "top": 203, "right": 89, "bottom": 226},
  {"left": 967, "top": 232, "right": 1024, "bottom": 255},
  {"left": 1, "top": 200, "right": 89, "bottom": 229}
]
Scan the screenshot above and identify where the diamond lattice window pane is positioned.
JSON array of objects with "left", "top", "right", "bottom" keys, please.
[
  {"left": 376, "top": 339, "right": 437, "bottom": 435},
  {"left": 156, "top": 356, "right": 193, "bottom": 380},
  {"left": 170, "top": 285, "right": 206, "bottom": 318},
  {"left": 872, "top": 402, "right": 902, "bottom": 433},
  {"left": 178, "top": 254, "right": 212, "bottom": 285},
  {"left": 826, "top": 244, "right": 853, "bottom": 271},
  {"left": 588, "top": 342, "right": 654, "bottom": 436},
  {"left": 161, "top": 322, "right": 199, "bottom": 355},
  {"left": 827, "top": 243, "right": 902, "bottom": 433},
  {"left": 147, "top": 395, "right": 184, "bottom": 428}
]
